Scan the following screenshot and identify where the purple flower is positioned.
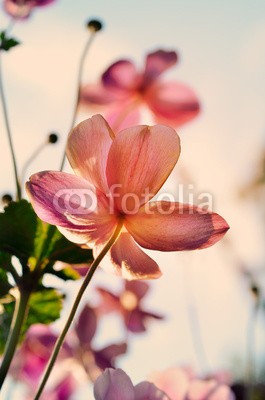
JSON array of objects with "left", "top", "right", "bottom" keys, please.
[
  {"left": 94, "top": 368, "right": 170, "bottom": 400},
  {"left": 96, "top": 281, "right": 163, "bottom": 333}
]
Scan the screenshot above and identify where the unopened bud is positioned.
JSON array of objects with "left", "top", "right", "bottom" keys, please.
[
  {"left": 48, "top": 133, "right": 58, "bottom": 144},
  {"left": 86, "top": 19, "right": 103, "bottom": 33},
  {"left": 2, "top": 193, "right": 13, "bottom": 205}
]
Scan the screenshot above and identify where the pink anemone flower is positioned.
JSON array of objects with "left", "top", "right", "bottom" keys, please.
[
  {"left": 3, "top": 0, "right": 55, "bottom": 19},
  {"left": 94, "top": 368, "right": 170, "bottom": 400},
  {"left": 149, "top": 367, "right": 235, "bottom": 400},
  {"left": 26, "top": 114, "right": 229, "bottom": 280},
  {"left": 80, "top": 49, "right": 200, "bottom": 130},
  {"left": 96, "top": 281, "right": 163, "bottom": 332}
]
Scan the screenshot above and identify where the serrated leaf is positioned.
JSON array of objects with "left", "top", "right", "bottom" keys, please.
[
  {"left": 0, "top": 31, "right": 20, "bottom": 51},
  {"left": 0, "top": 288, "right": 63, "bottom": 354},
  {"left": 0, "top": 200, "right": 38, "bottom": 262},
  {"left": 25, "top": 289, "right": 64, "bottom": 328}
]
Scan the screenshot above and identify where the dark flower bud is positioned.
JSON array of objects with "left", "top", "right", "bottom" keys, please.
[
  {"left": 250, "top": 284, "right": 260, "bottom": 300},
  {"left": 2, "top": 193, "right": 13, "bottom": 205},
  {"left": 48, "top": 133, "right": 58, "bottom": 144},
  {"left": 86, "top": 19, "right": 103, "bottom": 33}
]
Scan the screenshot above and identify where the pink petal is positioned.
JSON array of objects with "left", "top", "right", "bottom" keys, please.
[
  {"left": 208, "top": 385, "right": 235, "bottom": 400},
  {"left": 94, "top": 232, "right": 162, "bottom": 280},
  {"left": 125, "top": 280, "right": 149, "bottom": 300},
  {"left": 3, "top": 0, "right": 33, "bottom": 18},
  {"left": 144, "top": 81, "right": 200, "bottom": 127},
  {"left": 188, "top": 379, "right": 218, "bottom": 400},
  {"left": 94, "top": 343, "right": 127, "bottom": 371},
  {"left": 79, "top": 83, "right": 127, "bottom": 106},
  {"left": 134, "top": 381, "right": 171, "bottom": 400},
  {"left": 94, "top": 368, "right": 135, "bottom": 400},
  {"left": 75, "top": 305, "right": 97, "bottom": 348},
  {"left": 150, "top": 367, "right": 190, "bottom": 400},
  {"left": 105, "top": 102, "right": 141, "bottom": 131},
  {"left": 143, "top": 49, "right": 178, "bottom": 86},
  {"left": 96, "top": 287, "right": 121, "bottom": 314},
  {"left": 106, "top": 124, "right": 180, "bottom": 212},
  {"left": 102, "top": 60, "right": 141, "bottom": 91},
  {"left": 125, "top": 202, "right": 229, "bottom": 251},
  {"left": 26, "top": 170, "right": 117, "bottom": 245},
  {"left": 67, "top": 115, "right": 114, "bottom": 195}
]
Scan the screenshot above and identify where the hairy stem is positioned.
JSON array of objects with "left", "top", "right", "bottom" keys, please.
[
  {"left": 0, "top": 53, "right": 21, "bottom": 199},
  {"left": 0, "top": 288, "right": 30, "bottom": 389},
  {"left": 60, "top": 32, "right": 97, "bottom": 171},
  {"left": 33, "top": 221, "right": 123, "bottom": 400}
]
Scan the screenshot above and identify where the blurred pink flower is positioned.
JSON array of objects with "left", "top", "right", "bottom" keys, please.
[
  {"left": 73, "top": 305, "right": 127, "bottom": 381},
  {"left": 96, "top": 280, "right": 163, "bottom": 333},
  {"left": 94, "top": 368, "right": 170, "bottom": 400},
  {"left": 149, "top": 367, "right": 235, "bottom": 400},
  {"left": 3, "top": 0, "right": 55, "bottom": 19},
  {"left": 26, "top": 114, "right": 229, "bottom": 280},
  {"left": 80, "top": 49, "right": 200, "bottom": 130}
]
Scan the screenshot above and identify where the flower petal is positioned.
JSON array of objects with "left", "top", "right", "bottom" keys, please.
[
  {"left": 143, "top": 49, "right": 178, "bottom": 86},
  {"left": 66, "top": 114, "right": 114, "bottom": 195},
  {"left": 26, "top": 170, "right": 117, "bottom": 245},
  {"left": 125, "top": 280, "right": 149, "bottom": 300},
  {"left": 79, "top": 84, "right": 127, "bottom": 106},
  {"left": 102, "top": 60, "right": 140, "bottom": 91},
  {"left": 94, "top": 368, "right": 135, "bottom": 400},
  {"left": 134, "top": 381, "right": 171, "bottom": 400},
  {"left": 106, "top": 124, "right": 180, "bottom": 212},
  {"left": 144, "top": 81, "right": 200, "bottom": 127},
  {"left": 75, "top": 305, "right": 97, "bottom": 348},
  {"left": 94, "top": 232, "right": 162, "bottom": 280},
  {"left": 125, "top": 202, "right": 229, "bottom": 251},
  {"left": 105, "top": 102, "right": 141, "bottom": 131}
]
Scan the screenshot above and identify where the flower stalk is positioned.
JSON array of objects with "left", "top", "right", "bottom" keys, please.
[
  {"left": 0, "top": 53, "right": 21, "bottom": 200},
  {"left": 0, "top": 288, "right": 31, "bottom": 389},
  {"left": 33, "top": 220, "right": 123, "bottom": 400}
]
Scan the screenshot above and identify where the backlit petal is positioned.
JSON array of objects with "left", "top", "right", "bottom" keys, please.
[
  {"left": 102, "top": 60, "right": 140, "bottom": 91},
  {"left": 143, "top": 49, "right": 178, "bottom": 86},
  {"left": 145, "top": 81, "right": 200, "bottom": 127},
  {"left": 125, "top": 202, "right": 229, "bottom": 251},
  {"left": 94, "top": 368, "right": 135, "bottom": 400},
  {"left": 26, "top": 170, "right": 117, "bottom": 245},
  {"left": 79, "top": 84, "right": 127, "bottom": 106},
  {"left": 67, "top": 115, "right": 114, "bottom": 194},
  {"left": 94, "top": 232, "right": 162, "bottom": 280},
  {"left": 106, "top": 124, "right": 180, "bottom": 212},
  {"left": 134, "top": 381, "right": 170, "bottom": 400}
]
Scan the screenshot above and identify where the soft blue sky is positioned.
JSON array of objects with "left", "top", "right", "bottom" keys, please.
[{"left": 1, "top": 0, "right": 265, "bottom": 396}]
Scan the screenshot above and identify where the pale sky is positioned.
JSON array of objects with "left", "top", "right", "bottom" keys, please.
[{"left": 1, "top": 0, "right": 265, "bottom": 397}]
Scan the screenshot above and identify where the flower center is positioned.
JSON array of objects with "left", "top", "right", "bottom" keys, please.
[{"left": 120, "top": 290, "right": 138, "bottom": 311}]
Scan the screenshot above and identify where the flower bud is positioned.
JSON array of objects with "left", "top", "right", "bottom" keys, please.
[
  {"left": 87, "top": 19, "right": 103, "bottom": 33},
  {"left": 2, "top": 193, "right": 13, "bottom": 205},
  {"left": 48, "top": 133, "right": 58, "bottom": 144}
]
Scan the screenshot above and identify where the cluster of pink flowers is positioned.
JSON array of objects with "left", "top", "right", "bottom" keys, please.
[{"left": 94, "top": 367, "right": 235, "bottom": 400}]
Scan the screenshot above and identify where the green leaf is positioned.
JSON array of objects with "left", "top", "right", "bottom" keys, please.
[
  {"left": 25, "top": 288, "right": 64, "bottom": 328},
  {"left": 0, "top": 200, "right": 92, "bottom": 272},
  {"left": 0, "top": 200, "right": 38, "bottom": 263},
  {"left": 0, "top": 31, "right": 20, "bottom": 51},
  {"left": 0, "top": 288, "right": 63, "bottom": 354}
]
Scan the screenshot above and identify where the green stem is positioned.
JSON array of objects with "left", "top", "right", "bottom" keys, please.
[
  {"left": 245, "top": 290, "right": 260, "bottom": 400},
  {"left": 33, "top": 221, "right": 123, "bottom": 400},
  {"left": 20, "top": 139, "right": 47, "bottom": 186},
  {"left": 0, "top": 288, "right": 30, "bottom": 389},
  {"left": 0, "top": 52, "right": 21, "bottom": 200},
  {"left": 60, "top": 32, "right": 97, "bottom": 171}
]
